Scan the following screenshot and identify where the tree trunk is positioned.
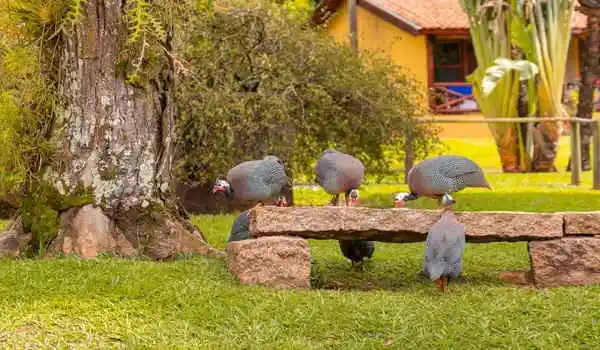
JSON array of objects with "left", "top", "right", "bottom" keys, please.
[
  {"left": 568, "top": 9, "right": 600, "bottom": 172},
  {"left": 6, "top": 0, "right": 222, "bottom": 259},
  {"left": 492, "top": 48, "right": 528, "bottom": 173},
  {"left": 493, "top": 126, "right": 522, "bottom": 172},
  {"left": 530, "top": 121, "right": 560, "bottom": 172}
]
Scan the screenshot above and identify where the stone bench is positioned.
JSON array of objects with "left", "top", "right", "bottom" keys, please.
[{"left": 225, "top": 206, "right": 600, "bottom": 289}]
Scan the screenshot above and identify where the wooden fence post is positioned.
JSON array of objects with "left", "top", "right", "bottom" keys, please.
[
  {"left": 593, "top": 120, "right": 600, "bottom": 190},
  {"left": 404, "top": 131, "right": 414, "bottom": 184},
  {"left": 525, "top": 122, "right": 534, "bottom": 161},
  {"left": 348, "top": 0, "right": 358, "bottom": 51},
  {"left": 571, "top": 120, "right": 581, "bottom": 186}
]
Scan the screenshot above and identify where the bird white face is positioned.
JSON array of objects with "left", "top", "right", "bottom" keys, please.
[
  {"left": 348, "top": 189, "right": 360, "bottom": 206},
  {"left": 393, "top": 192, "right": 409, "bottom": 208},
  {"left": 212, "top": 179, "right": 231, "bottom": 195},
  {"left": 275, "top": 195, "right": 289, "bottom": 207}
]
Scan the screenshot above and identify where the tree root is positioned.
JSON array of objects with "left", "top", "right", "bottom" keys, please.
[{"left": 44, "top": 204, "right": 225, "bottom": 260}]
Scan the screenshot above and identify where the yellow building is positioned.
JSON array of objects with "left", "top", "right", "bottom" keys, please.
[{"left": 311, "top": 0, "right": 588, "bottom": 138}]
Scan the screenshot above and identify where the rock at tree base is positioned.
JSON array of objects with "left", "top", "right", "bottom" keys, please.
[
  {"left": 529, "top": 237, "right": 600, "bottom": 288},
  {"left": 227, "top": 236, "right": 311, "bottom": 289},
  {"left": 0, "top": 218, "right": 31, "bottom": 257},
  {"left": 50, "top": 205, "right": 137, "bottom": 259},
  {"left": 49, "top": 204, "right": 218, "bottom": 260},
  {"left": 0, "top": 231, "right": 21, "bottom": 257}
]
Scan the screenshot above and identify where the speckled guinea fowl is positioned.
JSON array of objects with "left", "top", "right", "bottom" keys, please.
[
  {"left": 315, "top": 149, "right": 365, "bottom": 206},
  {"left": 213, "top": 155, "right": 290, "bottom": 208},
  {"left": 338, "top": 239, "right": 375, "bottom": 270},
  {"left": 315, "top": 150, "right": 374, "bottom": 269},
  {"left": 423, "top": 209, "right": 466, "bottom": 292},
  {"left": 228, "top": 196, "right": 288, "bottom": 243},
  {"left": 394, "top": 155, "right": 490, "bottom": 207}
]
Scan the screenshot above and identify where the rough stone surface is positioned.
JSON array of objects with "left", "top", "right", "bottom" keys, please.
[
  {"left": 529, "top": 237, "right": 600, "bottom": 288},
  {"left": 250, "top": 207, "right": 563, "bottom": 243},
  {"left": 50, "top": 205, "right": 137, "bottom": 259},
  {"left": 49, "top": 204, "right": 222, "bottom": 260},
  {"left": 457, "top": 211, "right": 563, "bottom": 242},
  {"left": 227, "top": 236, "right": 311, "bottom": 289},
  {"left": 563, "top": 211, "right": 600, "bottom": 235},
  {"left": 0, "top": 230, "right": 20, "bottom": 256},
  {"left": 141, "top": 211, "right": 223, "bottom": 260}
]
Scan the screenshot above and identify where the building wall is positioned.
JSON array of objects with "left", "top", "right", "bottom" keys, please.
[
  {"left": 324, "top": 1, "right": 584, "bottom": 139},
  {"left": 328, "top": 3, "right": 429, "bottom": 95}
]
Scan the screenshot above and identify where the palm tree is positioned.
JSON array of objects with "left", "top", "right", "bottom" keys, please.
[
  {"left": 568, "top": 1, "right": 600, "bottom": 172},
  {"left": 461, "top": 0, "right": 576, "bottom": 173}
]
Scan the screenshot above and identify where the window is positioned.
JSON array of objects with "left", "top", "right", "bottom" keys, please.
[{"left": 432, "top": 39, "right": 477, "bottom": 83}]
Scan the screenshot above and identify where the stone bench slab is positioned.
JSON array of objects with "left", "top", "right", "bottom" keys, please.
[{"left": 249, "top": 207, "right": 563, "bottom": 243}]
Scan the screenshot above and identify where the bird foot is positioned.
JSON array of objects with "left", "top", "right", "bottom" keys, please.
[{"left": 351, "top": 261, "right": 365, "bottom": 272}]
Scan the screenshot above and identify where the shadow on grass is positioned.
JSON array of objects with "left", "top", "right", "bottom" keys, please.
[{"left": 307, "top": 241, "right": 531, "bottom": 293}]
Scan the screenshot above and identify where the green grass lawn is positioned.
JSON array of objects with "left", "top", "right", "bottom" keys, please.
[{"left": 0, "top": 138, "right": 599, "bottom": 348}]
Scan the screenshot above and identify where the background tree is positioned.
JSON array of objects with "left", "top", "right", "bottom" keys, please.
[
  {"left": 0, "top": 0, "right": 220, "bottom": 258},
  {"left": 567, "top": 1, "right": 600, "bottom": 172},
  {"left": 175, "top": 0, "right": 439, "bottom": 209},
  {"left": 461, "top": 0, "right": 576, "bottom": 172},
  {"left": 0, "top": 0, "right": 437, "bottom": 256}
]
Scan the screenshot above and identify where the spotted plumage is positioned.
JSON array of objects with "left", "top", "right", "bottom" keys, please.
[
  {"left": 394, "top": 155, "right": 490, "bottom": 207},
  {"left": 315, "top": 149, "right": 364, "bottom": 206},
  {"left": 315, "top": 149, "right": 374, "bottom": 269},
  {"left": 213, "top": 155, "right": 289, "bottom": 206},
  {"left": 423, "top": 209, "right": 466, "bottom": 292}
]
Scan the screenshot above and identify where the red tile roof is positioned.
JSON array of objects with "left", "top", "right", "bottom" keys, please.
[
  {"left": 313, "top": 0, "right": 587, "bottom": 34},
  {"left": 367, "top": 0, "right": 586, "bottom": 32}
]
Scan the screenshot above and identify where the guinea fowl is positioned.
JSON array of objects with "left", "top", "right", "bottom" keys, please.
[
  {"left": 393, "top": 155, "right": 490, "bottom": 208},
  {"left": 315, "top": 149, "right": 365, "bottom": 206},
  {"left": 338, "top": 239, "right": 375, "bottom": 270},
  {"left": 212, "top": 155, "right": 290, "bottom": 209},
  {"left": 423, "top": 208, "right": 466, "bottom": 292},
  {"left": 336, "top": 189, "right": 375, "bottom": 270},
  {"left": 228, "top": 196, "right": 289, "bottom": 243},
  {"left": 315, "top": 149, "right": 374, "bottom": 269}
]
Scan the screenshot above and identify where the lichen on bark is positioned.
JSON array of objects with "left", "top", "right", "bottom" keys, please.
[{"left": 2, "top": 0, "right": 222, "bottom": 259}]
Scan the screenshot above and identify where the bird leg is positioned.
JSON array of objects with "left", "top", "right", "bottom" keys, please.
[
  {"left": 435, "top": 277, "right": 447, "bottom": 292},
  {"left": 351, "top": 260, "right": 365, "bottom": 271},
  {"left": 330, "top": 194, "right": 340, "bottom": 206}
]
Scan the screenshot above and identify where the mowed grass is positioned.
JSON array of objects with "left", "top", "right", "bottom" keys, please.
[{"left": 0, "top": 138, "right": 600, "bottom": 348}]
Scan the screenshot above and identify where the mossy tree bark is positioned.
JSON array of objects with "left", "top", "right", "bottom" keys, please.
[{"left": 22, "top": 0, "right": 221, "bottom": 259}]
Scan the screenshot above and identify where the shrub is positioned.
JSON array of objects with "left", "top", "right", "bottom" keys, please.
[{"left": 175, "top": 0, "right": 439, "bottom": 185}]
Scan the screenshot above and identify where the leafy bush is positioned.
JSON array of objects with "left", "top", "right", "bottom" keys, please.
[{"left": 175, "top": 0, "right": 439, "bottom": 185}]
